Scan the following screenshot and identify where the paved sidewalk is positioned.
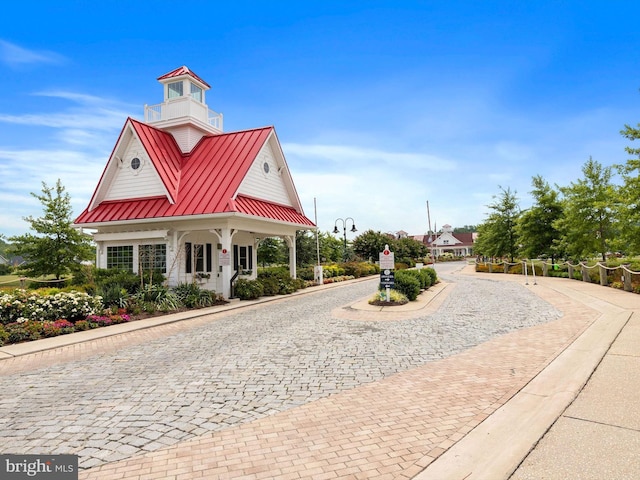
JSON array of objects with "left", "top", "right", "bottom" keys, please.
[
  {"left": 416, "top": 267, "right": 639, "bottom": 479},
  {"left": 2, "top": 264, "right": 638, "bottom": 479}
]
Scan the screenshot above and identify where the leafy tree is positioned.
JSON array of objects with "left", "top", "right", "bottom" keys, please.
[
  {"left": 352, "top": 230, "right": 396, "bottom": 262},
  {"left": 616, "top": 121, "right": 640, "bottom": 254},
  {"left": 395, "top": 237, "right": 428, "bottom": 260},
  {"left": 318, "top": 231, "right": 343, "bottom": 263},
  {"left": 295, "top": 230, "right": 318, "bottom": 267},
  {"left": 517, "top": 175, "right": 563, "bottom": 261},
  {"left": 257, "top": 237, "right": 286, "bottom": 267},
  {"left": 474, "top": 186, "right": 520, "bottom": 262},
  {"left": 555, "top": 157, "right": 618, "bottom": 261},
  {"left": 8, "top": 179, "right": 94, "bottom": 281},
  {"left": 453, "top": 225, "right": 478, "bottom": 233}
]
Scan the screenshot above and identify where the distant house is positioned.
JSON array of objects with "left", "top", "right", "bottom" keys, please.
[
  {"left": 429, "top": 224, "right": 476, "bottom": 257},
  {"left": 74, "top": 66, "right": 315, "bottom": 298}
]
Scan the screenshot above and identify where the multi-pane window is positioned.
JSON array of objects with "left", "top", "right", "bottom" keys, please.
[
  {"left": 139, "top": 244, "right": 167, "bottom": 273},
  {"left": 190, "top": 83, "right": 202, "bottom": 102},
  {"left": 107, "top": 246, "right": 133, "bottom": 271},
  {"left": 234, "top": 245, "right": 253, "bottom": 271},
  {"left": 168, "top": 81, "right": 183, "bottom": 98},
  {"left": 185, "top": 242, "right": 213, "bottom": 274},
  {"left": 194, "top": 244, "right": 204, "bottom": 272}
]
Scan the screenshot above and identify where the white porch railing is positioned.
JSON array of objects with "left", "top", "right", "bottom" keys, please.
[{"left": 144, "top": 96, "right": 223, "bottom": 131}]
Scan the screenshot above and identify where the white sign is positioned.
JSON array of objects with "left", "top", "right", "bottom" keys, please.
[
  {"left": 219, "top": 249, "right": 231, "bottom": 266},
  {"left": 379, "top": 244, "right": 395, "bottom": 270}
]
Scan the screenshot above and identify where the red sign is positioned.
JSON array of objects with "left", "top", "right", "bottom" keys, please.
[
  {"left": 383, "top": 249, "right": 390, "bottom": 255},
  {"left": 222, "top": 248, "right": 227, "bottom": 254}
]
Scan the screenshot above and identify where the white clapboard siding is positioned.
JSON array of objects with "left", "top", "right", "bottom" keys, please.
[
  {"left": 104, "top": 137, "right": 166, "bottom": 201},
  {"left": 237, "top": 140, "right": 292, "bottom": 206},
  {"left": 165, "top": 125, "right": 206, "bottom": 153}
]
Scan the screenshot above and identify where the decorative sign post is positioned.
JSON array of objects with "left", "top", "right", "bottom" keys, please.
[{"left": 379, "top": 244, "right": 395, "bottom": 302}]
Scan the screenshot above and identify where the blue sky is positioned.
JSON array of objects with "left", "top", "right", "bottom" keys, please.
[{"left": 1, "top": 1, "right": 639, "bottom": 240}]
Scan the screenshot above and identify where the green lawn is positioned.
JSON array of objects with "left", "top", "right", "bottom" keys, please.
[{"left": 0, "top": 274, "right": 25, "bottom": 289}]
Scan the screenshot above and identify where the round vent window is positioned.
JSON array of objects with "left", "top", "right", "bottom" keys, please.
[
  {"left": 263, "top": 162, "right": 270, "bottom": 174},
  {"left": 131, "top": 157, "right": 141, "bottom": 170}
]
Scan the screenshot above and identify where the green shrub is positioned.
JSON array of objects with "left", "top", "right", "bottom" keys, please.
[
  {"left": 396, "top": 257, "right": 415, "bottom": 268},
  {"left": 257, "top": 268, "right": 300, "bottom": 295},
  {"left": 98, "top": 284, "right": 128, "bottom": 309},
  {"left": 234, "top": 279, "right": 263, "bottom": 300},
  {"left": 259, "top": 276, "right": 280, "bottom": 296},
  {"left": 297, "top": 266, "right": 315, "bottom": 281},
  {"left": 5, "top": 322, "right": 42, "bottom": 343},
  {"left": 393, "top": 270, "right": 421, "bottom": 301},
  {"left": 0, "top": 324, "right": 8, "bottom": 346},
  {"left": 424, "top": 267, "right": 437, "bottom": 285},
  {"left": 94, "top": 269, "right": 140, "bottom": 294}
]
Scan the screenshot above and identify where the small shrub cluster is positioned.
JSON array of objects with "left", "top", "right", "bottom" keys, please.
[
  {"left": 234, "top": 268, "right": 308, "bottom": 300},
  {"left": 323, "top": 275, "right": 355, "bottom": 284},
  {"left": 298, "top": 262, "right": 379, "bottom": 281},
  {"left": 392, "top": 268, "right": 437, "bottom": 301},
  {"left": 342, "top": 262, "right": 380, "bottom": 278},
  {"left": 369, "top": 289, "right": 409, "bottom": 305},
  {"left": 234, "top": 278, "right": 264, "bottom": 300}
]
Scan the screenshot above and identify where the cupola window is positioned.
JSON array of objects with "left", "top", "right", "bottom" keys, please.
[
  {"left": 190, "top": 83, "right": 203, "bottom": 102},
  {"left": 168, "top": 81, "right": 183, "bottom": 98}
]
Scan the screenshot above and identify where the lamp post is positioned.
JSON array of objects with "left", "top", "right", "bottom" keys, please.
[{"left": 333, "top": 217, "right": 357, "bottom": 261}]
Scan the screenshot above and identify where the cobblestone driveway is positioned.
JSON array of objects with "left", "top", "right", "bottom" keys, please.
[{"left": 0, "top": 268, "right": 560, "bottom": 469}]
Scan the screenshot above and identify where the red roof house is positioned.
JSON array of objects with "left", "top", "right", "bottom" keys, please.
[{"left": 74, "top": 67, "right": 315, "bottom": 298}]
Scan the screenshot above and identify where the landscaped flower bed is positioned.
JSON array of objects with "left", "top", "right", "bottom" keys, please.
[
  {"left": 0, "top": 289, "right": 132, "bottom": 346},
  {"left": 0, "top": 289, "right": 103, "bottom": 324}
]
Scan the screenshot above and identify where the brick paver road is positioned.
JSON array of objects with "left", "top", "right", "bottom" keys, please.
[{"left": 0, "top": 265, "right": 590, "bottom": 478}]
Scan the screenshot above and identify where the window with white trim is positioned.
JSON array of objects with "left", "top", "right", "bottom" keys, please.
[
  {"left": 107, "top": 246, "right": 134, "bottom": 271},
  {"left": 139, "top": 244, "right": 167, "bottom": 273},
  {"left": 190, "top": 83, "right": 202, "bottom": 102},
  {"left": 168, "top": 81, "right": 183, "bottom": 98}
]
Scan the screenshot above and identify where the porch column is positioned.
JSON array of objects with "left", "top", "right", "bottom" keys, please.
[
  {"left": 218, "top": 227, "right": 235, "bottom": 298},
  {"left": 284, "top": 235, "right": 297, "bottom": 279}
]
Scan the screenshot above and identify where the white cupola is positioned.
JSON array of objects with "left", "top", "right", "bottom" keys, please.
[{"left": 144, "top": 66, "right": 223, "bottom": 152}]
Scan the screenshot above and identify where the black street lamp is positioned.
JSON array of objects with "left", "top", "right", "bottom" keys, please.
[{"left": 333, "top": 217, "right": 357, "bottom": 261}]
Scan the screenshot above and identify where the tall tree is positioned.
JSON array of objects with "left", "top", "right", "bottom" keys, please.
[
  {"left": 555, "top": 157, "right": 618, "bottom": 261},
  {"left": 517, "top": 175, "right": 563, "bottom": 261},
  {"left": 295, "top": 230, "right": 317, "bottom": 267},
  {"left": 318, "top": 231, "right": 343, "bottom": 263},
  {"left": 395, "top": 237, "right": 428, "bottom": 260},
  {"left": 474, "top": 186, "right": 520, "bottom": 262},
  {"left": 352, "top": 230, "right": 396, "bottom": 262},
  {"left": 616, "top": 121, "right": 640, "bottom": 254},
  {"left": 257, "top": 237, "right": 286, "bottom": 267},
  {"left": 9, "top": 179, "right": 93, "bottom": 281}
]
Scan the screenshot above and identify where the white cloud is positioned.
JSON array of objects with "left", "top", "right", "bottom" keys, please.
[
  {"left": 283, "top": 143, "right": 457, "bottom": 172},
  {"left": 0, "top": 40, "right": 66, "bottom": 68}
]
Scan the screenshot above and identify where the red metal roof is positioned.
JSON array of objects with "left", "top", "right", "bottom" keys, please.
[
  {"left": 235, "top": 196, "right": 315, "bottom": 226},
  {"left": 157, "top": 66, "right": 211, "bottom": 89},
  {"left": 129, "top": 119, "right": 183, "bottom": 203},
  {"left": 75, "top": 120, "right": 315, "bottom": 228}
]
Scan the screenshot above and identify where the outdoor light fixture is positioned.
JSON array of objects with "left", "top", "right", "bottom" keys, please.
[{"left": 333, "top": 217, "right": 357, "bottom": 261}]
